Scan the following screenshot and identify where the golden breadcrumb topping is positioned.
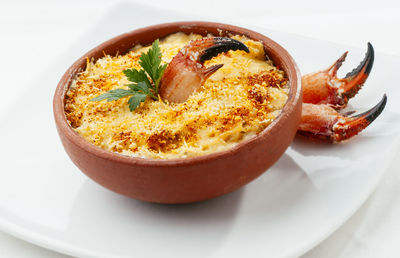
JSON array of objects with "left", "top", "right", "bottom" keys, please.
[{"left": 65, "top": 33, "right": 289, "bottom": 159}]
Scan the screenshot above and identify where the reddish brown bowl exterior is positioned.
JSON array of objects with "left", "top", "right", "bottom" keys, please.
[{"left": 53, "top": 22, "right": 302, "bottom": 204}]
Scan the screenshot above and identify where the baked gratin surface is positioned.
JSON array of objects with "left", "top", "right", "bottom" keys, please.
[{"left": 65, "top": 33, "right": 289, "bottom": 159}]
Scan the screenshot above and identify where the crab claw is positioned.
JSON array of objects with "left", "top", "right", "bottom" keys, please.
[
  {"left": 297, "top": 94, "right": 387, "bottom": 142},
  {"left": 302, "top": 43, "right": 374, "bottom": 109},
  {"left": 159, "top": 37, "right": 249, "bottom": 103}
]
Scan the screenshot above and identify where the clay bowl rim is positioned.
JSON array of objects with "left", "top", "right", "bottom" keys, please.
[{"left": 53, "top": 21, "right": 302, "bottom": 167}]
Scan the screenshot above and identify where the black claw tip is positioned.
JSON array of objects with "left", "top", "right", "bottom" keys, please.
[
  {"left": 365, "top": 42, "right": 375, "bottom": 76},
  {"left": 345, "top": 42, "right": 375, "bottom": 79},
  {"left": 199, "top": 37, "right": 250, "bottom": 63},
  {"left": 352, "top": 94, "right": 387, "bottom": 123}
]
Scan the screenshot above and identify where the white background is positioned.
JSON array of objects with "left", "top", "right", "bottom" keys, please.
[{"left": 1, "top": 0, "right": 400, "bottom": 257}]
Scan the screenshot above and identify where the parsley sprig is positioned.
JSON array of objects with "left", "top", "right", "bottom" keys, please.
[{"left": 90, "top": 39, "right": 167, "bottom": 111}]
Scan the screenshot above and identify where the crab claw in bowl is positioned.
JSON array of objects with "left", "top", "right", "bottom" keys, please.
[{"left": 159, "top": 37, "right": 249, "bottom": 103}]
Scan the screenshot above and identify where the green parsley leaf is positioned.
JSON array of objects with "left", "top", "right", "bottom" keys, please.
[
  {"left": 128, "top": 81, "right": 157, "bottom": 100},
  {"left": 138, "top": 39, "right": 167, "bottom": 92},
  {"left": 154, "top": 63, "right": 168, "bottom": 92},
  {"left": 123, "top": 69, "right": 152, "bottom": 90},
  {"left": 90, "top": 39, "right": 167, "bottom": 111},
  {"left": 128, "top": 94, "right": 147, "bottom": 111}
]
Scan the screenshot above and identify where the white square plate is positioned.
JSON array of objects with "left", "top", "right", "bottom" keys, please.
[{"left": 1, "top": 3, "right": 400, "bottom": 258}]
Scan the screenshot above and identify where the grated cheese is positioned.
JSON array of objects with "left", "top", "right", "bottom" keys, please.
[{"left": 65, "top": 33, "right": 289, "bottom": 159}]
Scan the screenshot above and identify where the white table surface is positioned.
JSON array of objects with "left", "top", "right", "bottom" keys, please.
[{"left": 1, "top": 0, "right": 400, "bottom": 257}]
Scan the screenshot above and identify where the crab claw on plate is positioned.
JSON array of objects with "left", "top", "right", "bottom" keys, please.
[
  {"left": 159, "top": 37, "right": 249, "bottom": 103},
  {"left": 302, "top": 43, "right": 374, "bottom": 109},
  {"left": 297, "top": 94, "right": 387, "bottom": 142}
]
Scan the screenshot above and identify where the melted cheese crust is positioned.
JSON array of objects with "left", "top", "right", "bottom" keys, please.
[{"left": 65, "top": 33, "right": 289, "bottom": 159}]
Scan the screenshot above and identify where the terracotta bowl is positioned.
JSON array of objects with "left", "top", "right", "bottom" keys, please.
[{"left": 53, "top": 21, "right": 302, "bottom": 204}]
